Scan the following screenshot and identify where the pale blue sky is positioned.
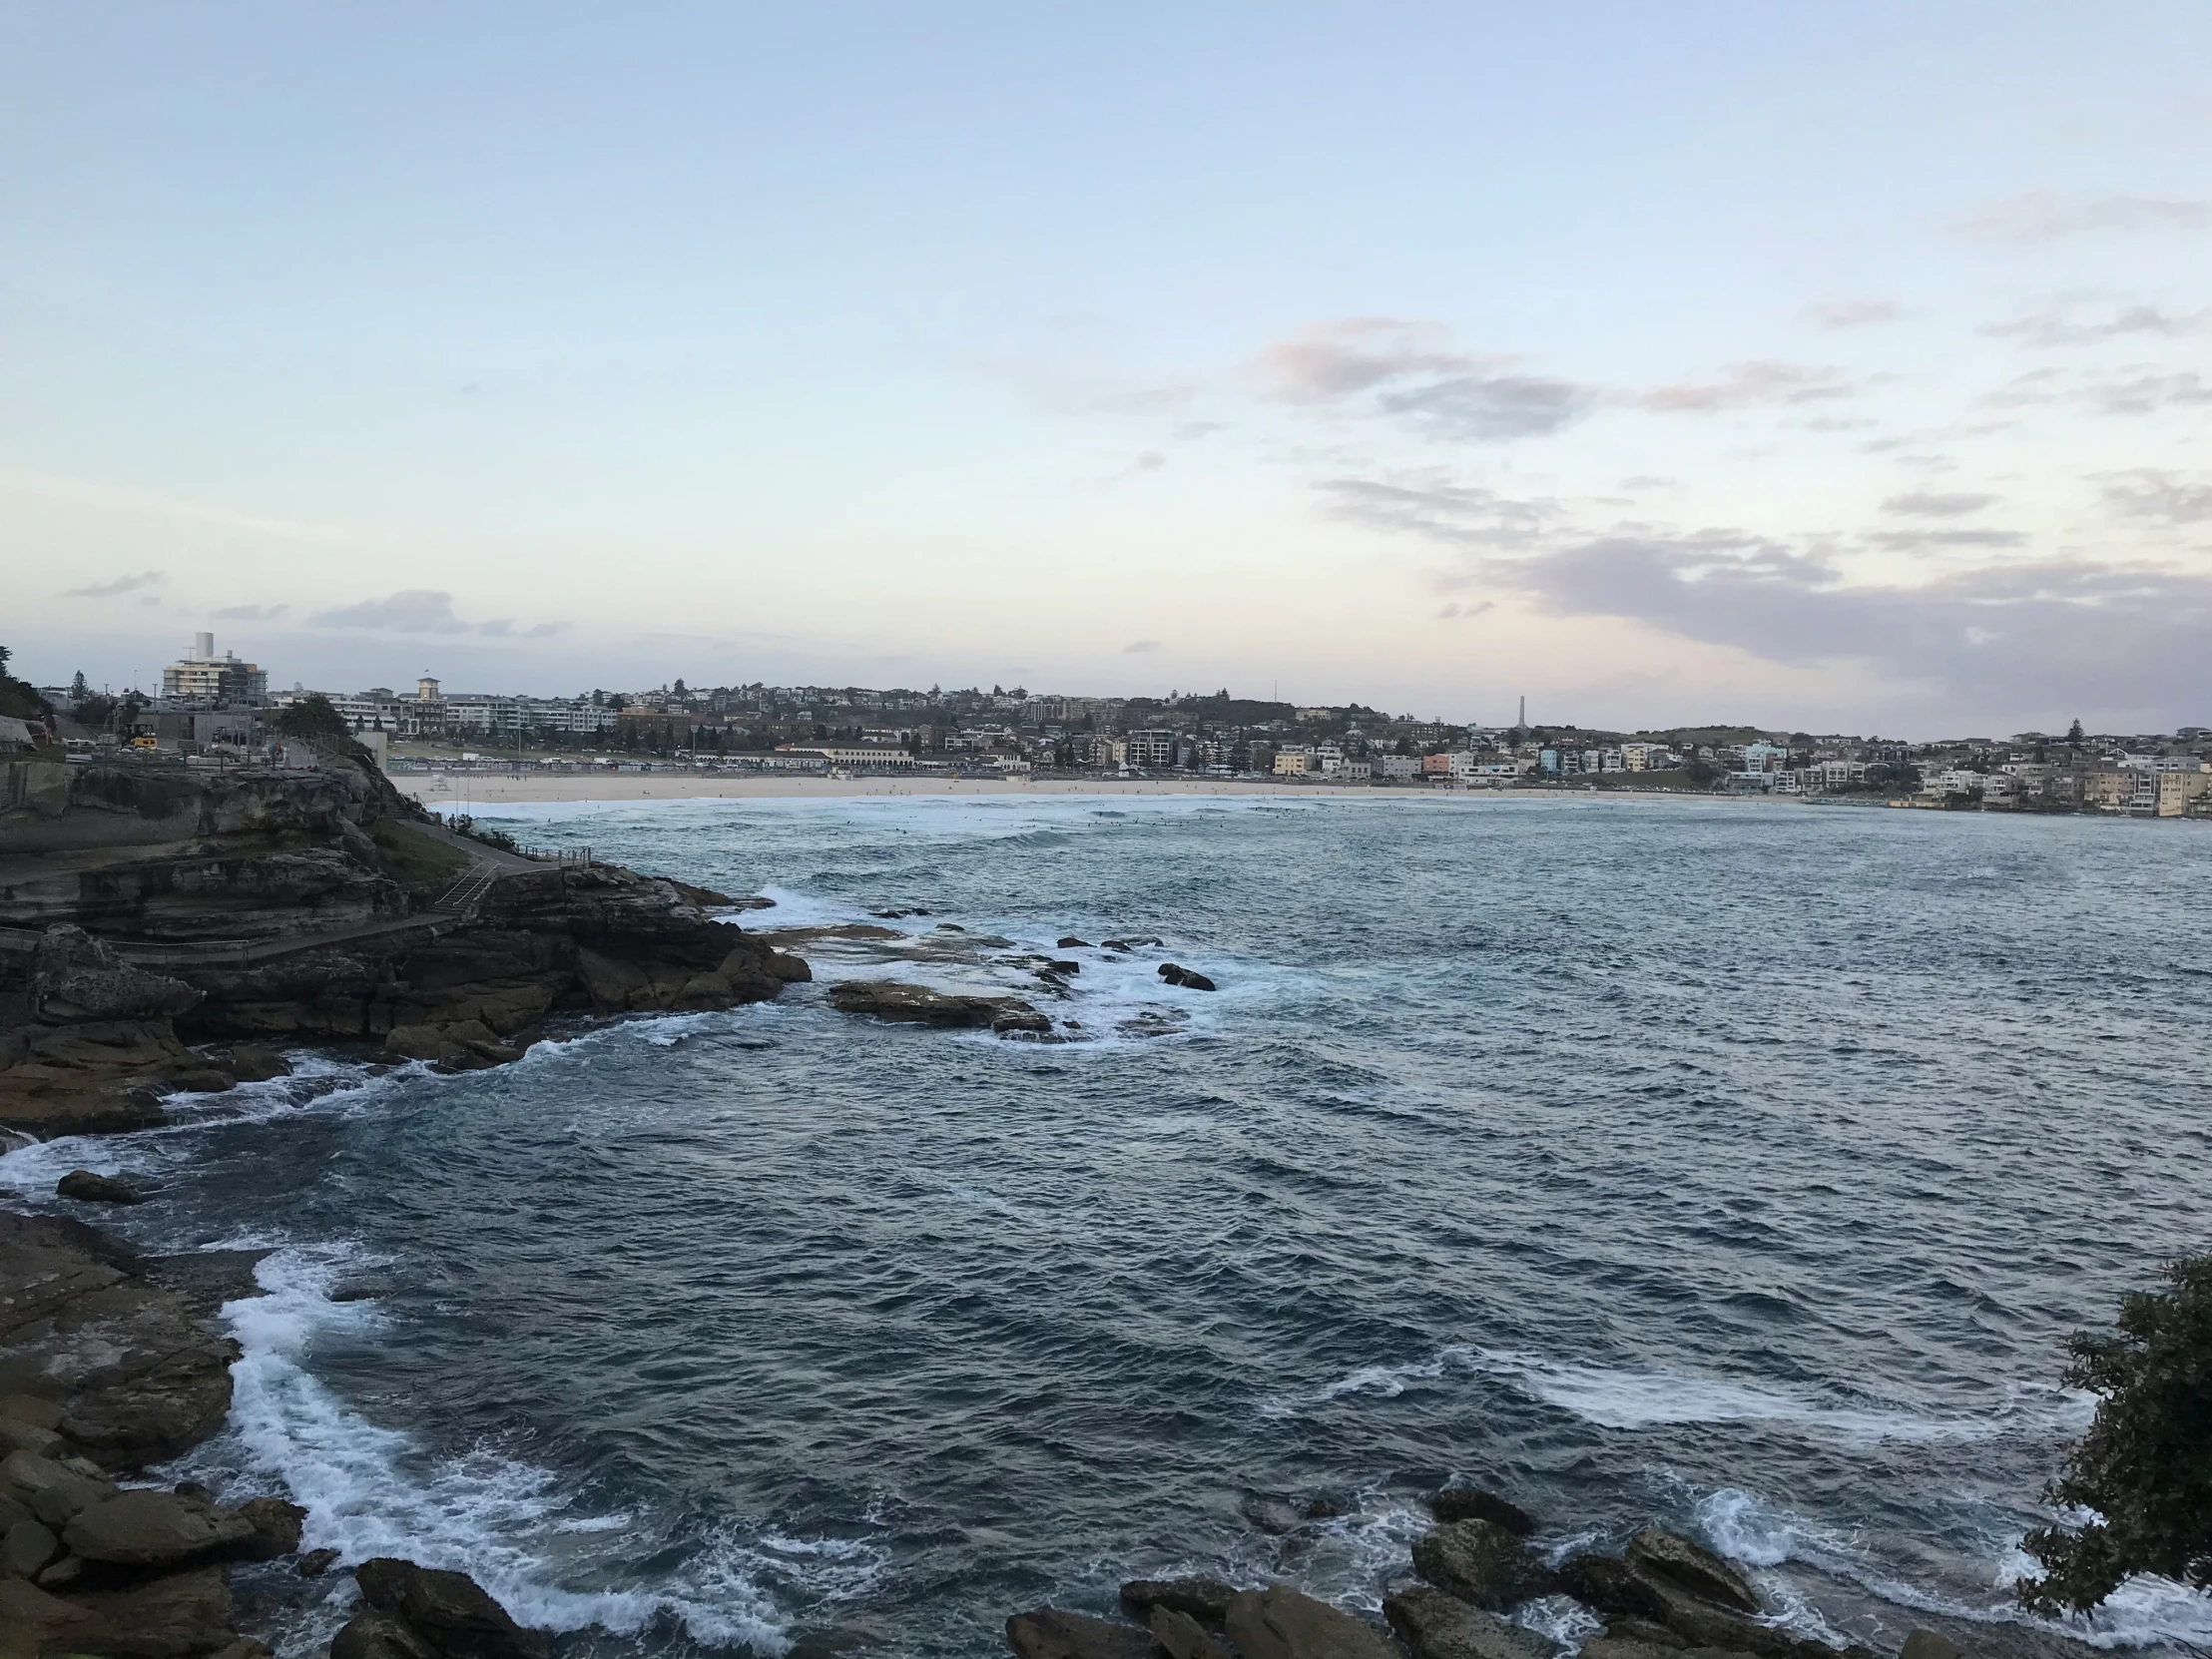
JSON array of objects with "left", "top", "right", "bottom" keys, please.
[{"left": 5, "top": 2, "right": 2208, "bottom": 733}]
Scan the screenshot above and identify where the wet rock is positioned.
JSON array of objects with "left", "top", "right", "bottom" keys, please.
[
  {"left": 1156, "top": 964, "right": 1217, "bottom": 991},
  {"left": 1578, "top": 1641, "right": 1686, "bottom": 1659},
  {"left": 1058, "top": 937, "right": 1091, "bottom": 948},
  {"left": 1625, "top": 1529, "right": 1760, "bottom": 1615},
  {"left": 63, "top": 1486, "right": 257, "bottom": 1565},
  {"left": 1239, "top": 1494, "right": 1310, "bottom": 1535},
  {"left": 353, "top": 1556, "right": 553, "bottom": 1659},
  {"left": 64, "top": 1563, "right": 236, "bottom": 1659},
  {"left": 1557, "top": 1555, "right": 1663, "bottom": 1622},
  {"left": 232, "top": 1493, "right": 306, "bottom": 1559},
  {"left": 1385, "top": 1586, "right": 1554, "bottom": 1659},
  {"left": 227, "top": 1044, "right": 292, "bottom": 1082},
  {"left": 1046, "top": 960, "right": 1082, "bottom": 975},
  {"left": 1412, "top": 1518, "right": 1551, "bottom": 1610},
  {"left": 828, "top": 980, "right": 1049, "bottom": 1033},
  {"left": 332, "top": 1610, "right": 441, "bottom": 1659},
  {"left": 767, "top": 951, "right": 813, "bottom": 982},
  {"left": 1151, "top": 1605, "right": 1234, "bottom": 1659},
  {"left": 299, "top": 1545, "right": 341, "bottom": 1576},
  {"left": 1900, "top": 1634, "right": 1964, "bottom": 1659},
  {"left": 1607, "top": 1619, "right": 1689, "bottom": 1649},
  {"left": 1430, "top": 1488, "right": 1535, "bottom": 1537},
  {"left": 1006, "top": 1608, "right": 1162, "bottom": 1659},
  {"left": 56, "top": 1169, "right": 144, "bottom": 1206},
  {"left": 1226, "top": 1584, "right": 1400, "bottom": 1659},
  {"left": 1122, "top": 1578, "right": 1237, "bottom": 1628}
]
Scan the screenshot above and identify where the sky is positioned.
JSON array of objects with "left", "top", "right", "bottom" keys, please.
[{"left": 4, "top": 2, "right": 2209, "bottom": 737}]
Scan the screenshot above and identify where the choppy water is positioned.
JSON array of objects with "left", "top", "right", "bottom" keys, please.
[{"left": 6, "top": 795, "right": 2211, "bottom": 1659}]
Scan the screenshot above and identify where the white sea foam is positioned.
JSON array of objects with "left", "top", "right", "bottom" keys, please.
[
  {"left": 179, "top": 1243, "right": 862, "bottom": 1655},
  {"left": 1263, "top": 1345, "right": 2090, "bottom": 1448}
]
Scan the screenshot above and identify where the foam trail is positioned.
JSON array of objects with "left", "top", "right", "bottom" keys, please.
[{"left": 196, "top": 1247, "right": 792, "bottom": 1654}]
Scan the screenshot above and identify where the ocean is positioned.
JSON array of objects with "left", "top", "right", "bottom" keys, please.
[{"left": 5, "top": 794, "right": 2209, "bottom": 1659}]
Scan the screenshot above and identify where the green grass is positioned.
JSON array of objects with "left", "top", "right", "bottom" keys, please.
[{"left": 370, "top": 820, "right": 472, "bottom": 890}]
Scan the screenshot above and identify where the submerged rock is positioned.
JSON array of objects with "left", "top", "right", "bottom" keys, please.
[
  {"left": 1412, "top": 1517, "right": 1551, "bottom": 1609},
  {"left": 1057, "top": 936, "right": 1091, "bottom": 948},
  {"left": 56, "top": 1169, "right": 144, "bottom": 1206},
  {"left": 829, "top": 980, "right": 1051, "bottom": 1035},
  {"left": 1156, "top": 964, "right": 1217, "bottom": 991},
  {"left": 1431, "top": 1487, "right": 1535, "bottom": 1536}
]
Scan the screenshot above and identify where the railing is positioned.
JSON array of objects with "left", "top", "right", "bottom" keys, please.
[{"left": 516, "top": 845, "right": 593, "bottom": 865}]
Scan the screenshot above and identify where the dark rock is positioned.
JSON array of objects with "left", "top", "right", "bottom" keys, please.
[
  {"left": 2, "top": 1449, "right": 116, "bottom": 1526},
  {"left": 1150, "top": 1605, "right": 1234, "bottom": 1659},
  {"left": 1579, "top": 1641, "right": 1688, "bottom": 1659},
  {"left": 354, "top": 1556, "right": 553, "bottom": 1659},
  {"left": 62, "top": 1563, "right": 235, "bottom": 1659},
  {"left": 1384, "top": 1585, "right": 1553, "bottom": 1659},
  {"left": 1430, "top": 1488, "right": 1535, "bottom": 1536},
  {"left": 1122, "top": 1578, "right": 1237, "bottom": 1627},
  {"left": 57, "top": 1169, "right": 144, "bottom": 1205},
  {"left": 227, "top": 1044, "right": 291, "bottom": 1082},
  {"left": 767, "top": 951, "right": 813, "bottom": 982},
  {"left": 63, "top": 1486, "right": 257, "bottom": 1564},
  {"left": 1006, "top": 1608, "right": 1162, "bottom": 1659},
  {"left": 1225, "top": 1584, "right": 1400, "bottom": 1659},
  {"left": 1900, "top": 1635, "right": 1964, "bottom": 1659},
  {"left": 1608, "top": 1619, "right": 1689, "bottom": 1649},
  {"left": 1625, "top": 1528, "right": 1760, "bottom": 1614},
  {"left": 31, "top": 925, "right": 204, "bottom": 1022},
  {"left": 1558, "top": 1555, "right": 1664, "bottom": 1621},
  {"left": 2, "top": 1513, "right": 59, "bottom": 1575},
  {"left": 1057, "top": 937, "right": 1091, "bottom": 948},
  {"left": 299, "top": 1545, "right": 341, "bottom": 1576},
  {"left": 1156, "top": 964, "right": 1217, "bottom": 991},
  {"left": 1046, "top": 960, "right": 1082, "bottom": 975},
  {"left": 232, "top": 1493, "right": 306, "bottom": 1558},
  {"left": 1239, "top": 1494, "right": 1310, "bottom": 1535},
  {"left": 1412, "top": 1518, "right": 1551, "bottom": 1610},
  {"left": 332, "top": 1610, "right": 441, "bottom": 1659},
  {"left": 828, "top": 980, "right": 1049, "bottom": 1034}
]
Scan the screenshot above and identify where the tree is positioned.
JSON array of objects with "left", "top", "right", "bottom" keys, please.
[
  {"left": 2067, "top": 718, "right": 2086, "bottom": 746},
  {"left": 70, "top": 671, "right": 90, "bottom": 702},
  {"left": 271, "top": 694, "right": 353, "bottom": 744},
  {"left": 2016, "top": 1256, "right": 2212, "bottom": 1613}
]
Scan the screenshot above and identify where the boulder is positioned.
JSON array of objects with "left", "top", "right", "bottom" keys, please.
[
  {"left": 828, "top": 980, "right": 1049, "bottom": 1034},
  {"left": 31, "top": 926, "right": 203, "bottom": 1022},
  {"left": 1058, "top": 937, "right": 1091, "bottom": 948},
  {"left": 1412, "top": 1518, "right": 1551, "bottom": 1610},
  {"left": 1625, "top": 1528, "right": 1760, "bottom": 1614},
  {"left": 1225, "top": 1585, "right": 1402, "bottom": 1659},
  {"left": 0, "top": 1575, "right": 96, "bottom": 1646},
  {"left": 1899, "top": 1635, "right": 1964, "bottom": 1659},
  {"left": 1606, "top": 1619, "right": 1689, "bottom": 1649},
  {"left": 1558, "top": 1555, "right": 1663, "bottom": 1621},
  {"left": 63, "top": 1486, "right": 256, "bottom": 1565},
  {"left": 228, "top": 1044, "right": 292, "bottom": 1082},
  {"left": 1006, "top": 1608, "right": 1162, "bottom": 1659},
  {"left": 766, "top": 951, "right": 813, "bottom": 982},
  {"left": 1156, "top": 964, "right": 1218, "bottom": 991},
  {"left": 1151, "top": 1605, "right": 1234, "bottom": 1659},
  {"left": 2, "top": 1515, "right": 59, "bottom": 1576},
  {"left": 60, "top": 1564, "right": 236, "bottom": 1659},
  {"left": 353, "top": 1556, "right": 553, "bottom": 1659},
  {"left": 1, "top": 1451, "right": 115, "bottom": 1527},
  {"left": 232, "top": 1493, "right": 306, "bottom": 1559},
  {"left": 332, "top": 1611, "right": 441, "bottom": 1659},
  {"left": 299, "top": 1545, "right": 341, "bottom": 1576},
  {"left": 1122, "top": 1578, "right": 1238, "bottom": 1628},
  {"left": 1579, "top": 1642, "right": 1688, "bottom": 1659},
  {"left": 1385, "top": 1586, "right": 1554, "bottom": 1659},
  {"left": 56, "top": 1169, "right": 144, "bottom": 1206},
  {"left": 1430, "top": 1488, "right": 1536, "bottom": 1537}
]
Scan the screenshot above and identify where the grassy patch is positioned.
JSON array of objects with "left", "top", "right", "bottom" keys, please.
[{"left": 371, "top": 820, "right": 472, "bottom": 890}]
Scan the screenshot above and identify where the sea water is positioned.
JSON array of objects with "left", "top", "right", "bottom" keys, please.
[{"left": 5, "top": 794, "right": 2210, "bottom": 1659}]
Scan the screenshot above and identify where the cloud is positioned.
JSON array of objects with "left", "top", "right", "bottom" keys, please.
[
  {"left": 1135, "top": 450, "right": 1166, "bottom": 470},
  {"left": 1639, "top": 360, "right": 1853, "bottom": 412},
  {"left": 63, "top": 570, "right": 163, "bottom": 599},
  {"left": 1865, "top": 528, "right": 2029, "bottom": 550},
  {"left": 1961, "top": 193, "right": 2212, "bottom": 243},
  {"left": 1809, "top": 299, "right": 1902, "bottom": 328},
  {"left": 2090, "top": 372, "right": 2212, "bottom": 415},
  {"left": 1882, "top": 491, "right": 1996, "bottom": 518},
  {"left": 1434, "top": 600, "right": 1495, "bottom": 620},
  {"left": 1259, "top": 319, "right": 1594, "bottom": 440},
  {"left": 1318, "top": 475, "right": 1562, "bottom": 550},
  {"left": 210, "top": 603, "right": 288, "bottom": 620},
  {"left": 523, "top": 621, "right": 568, "bottom": 638},
  {"left": 1986, "top": 304, "right": 2210, "bottom": 347},
  {"left": 2100, "top": 470, "right": 2212, "bottom": 524},
  {"left": 310, "top": 589, "right": 471, "bottom": 633},
  {"left": 474, "top": 617, "right": 572, "bottom": 639},
  {"left": 1121, "top": 639, "right": 1161, "bottom": 654}
]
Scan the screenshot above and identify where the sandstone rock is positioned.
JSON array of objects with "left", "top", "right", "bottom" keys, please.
[
  {"left": 1151, "top": 1605, "right": 1234, "bottom": 1659},
  {"left": 57, "top": 1169, "right": 143, "bottom": 1206},
  {"left": 0, "top": 1415, "right": 63, "bottom": 1459},
  {"left": 64, "top": 1486, "right": 256, "bottom": 1565},
  {"left": 31, "top": 926, "right": 203, "bottom": 1022},
  {"left": 767, "top": 952, "right": 813, "bottom": 982},
  {"left": 227, "top": 1045, "right": 291, "bottom": 1082},
  {"left": 0, "top": 1575, "right": 94, "bottom": 1644},
  {"left": 829, "top": 980, "right": 1049, "bottom": 1032},
  {"left": 1900, "top": 1634, "right": 1965, "bottom": 1659},
  {"left": 1607, "top": 1618, "right": 1690, "bottom": 1649},
  {"left": 1006, "top": 1608, "right": 1162, "bottom": 1659},
  {"left": 1431, "top": 1488, "right": 1536, "bottom": 1537},
  {"left": 299, "top": 1545, "right": 340, "bottom": 1576},
  {"left": 1412, "top": 1518, "right": 1550, "bottom": 1610},
  {"left": 1, "top": 1515, "right": 58, "bottom": 1576},
  {"left": 332, "top": 1609, "right": 442, "bottom": 1659},
  {"left": 1, "top": 1451, "right": 114, "bottom": 1527},
  {"left": 1225, "top": 1585, "right": 1400, "bottom": 1659},
  {"left": 63, "top": 1563, "right": 235, "bottom": 1659},
  {"left": 1625, "top": 1529, "right": 1760, "bottom": 1614},
  {"left": 1122, "top": 1578, "right": 1237, "bottom": 1627},
  {"left": 1622, "top": 1574, "right": 1800, "bottom": 1659},
  {"left": 1579, "top": 1641, "right": 1687, "bottom": 1659},
  {"left": 232, "top": 1493, "right": 306, "bottom": 1559},
  {"left": 354, "top": 1556, "right": 553, "bottom": 1659},
  {"left": 1557, "top": 1555, "right": 1662, "bottom": 1621},
  {"left": 1385, "top": 1585, "right": 1553, "bottom": 1659}
]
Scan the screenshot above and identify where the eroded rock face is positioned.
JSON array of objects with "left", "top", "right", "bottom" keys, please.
[
  {"left": 31, "top": 926, "right": 204, "bottom": 1022},
  {"left": 829, "top": 980, "right": 1050, "bottom": 1033},
  {"left": 1006, "top": 1608, "right": 1162, "bottom": 1659},
  {"left": 63, "top": 1486, "right": 257, "bottom": 1565},
  {"left": 350, "top": 1556, "right": 553, "bottom": 1659},
  {"left": 1430, "top": 1488, "right": 1536, "bottom": 1536},
  {"left": 57, "top": 1169, "right": 145, "bottom": 1205},
  {"left": 1624, "top": 1528, "right": 1760, "bottom": 1615},
  {"left": 1122, "top": 1579, "right": 1237, "bottom": 1628},
  {"left": 1225, "top": 1584, "right": 1401, "bottom": 1659},
  {"left": 1385, "top": 1586, "right": 1554, "bottom": 1659}
]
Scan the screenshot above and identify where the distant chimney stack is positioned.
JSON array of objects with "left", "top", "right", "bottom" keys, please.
[{"left": 194, "top": 632, "right": 215, "bottom": 662}]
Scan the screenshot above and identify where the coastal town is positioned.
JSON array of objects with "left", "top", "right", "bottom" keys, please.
[{"left": 12, "top": 633, "right": 2210, "bottom": 818}]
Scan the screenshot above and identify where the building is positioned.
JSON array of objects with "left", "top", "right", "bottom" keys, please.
[
  {"left": 1273, "top": 751, "right": 1315, "bottom": 777},
  {"left": 1123, "top": 730, "right": 1179, "bottom": 768},
  {"left": 773, "top": 742, "right": 915, "bottom": 769},
  {"left": 159, "top": 634, "right": 268, "bottom": 705}
]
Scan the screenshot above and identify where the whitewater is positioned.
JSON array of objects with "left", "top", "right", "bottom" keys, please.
[{"left": 3, "top": 793, "right": 2208, "bottom": 1658}]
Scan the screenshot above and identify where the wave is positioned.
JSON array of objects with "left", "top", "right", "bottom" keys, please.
[{"left": 1261, "top": 1345, "right": 2091, "bottom": 1446}]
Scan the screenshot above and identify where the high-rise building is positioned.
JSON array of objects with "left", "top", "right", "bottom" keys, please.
[{"left": 160, "top": 634, "right": 268, "bottom": 704}]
